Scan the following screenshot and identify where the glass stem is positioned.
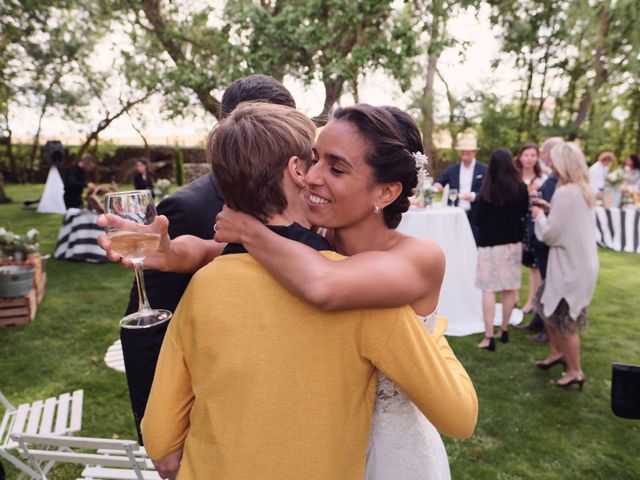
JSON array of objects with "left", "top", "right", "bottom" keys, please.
[{"left": 133, "top": 261, "right": 152, "bottom": 313}]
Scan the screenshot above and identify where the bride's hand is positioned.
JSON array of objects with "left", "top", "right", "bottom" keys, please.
[{"left": 214, "top": 206, "right": 262, "bottom": 244}]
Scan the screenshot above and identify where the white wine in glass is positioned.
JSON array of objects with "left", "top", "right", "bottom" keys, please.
[
  {"left": 104, "top": 190, "right": 172, "bottom": 329},
  {"left": 448, "top": 188, "right": 459, "bottom": 205}
]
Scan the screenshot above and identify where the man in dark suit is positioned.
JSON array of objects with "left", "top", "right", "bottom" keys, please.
[
  {"left": 63, "top": 156, "right": 96, "bottom": 208},
  {"left": 117, "top": 75, "right": 297, "bottom": 443},
  {"left": 434, "top": 135, "right": 487, "bottom": 243}
]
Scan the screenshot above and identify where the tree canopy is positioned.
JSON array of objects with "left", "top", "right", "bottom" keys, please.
[{"left": 1, "top": 0, "right": 639, "bottom": 181}]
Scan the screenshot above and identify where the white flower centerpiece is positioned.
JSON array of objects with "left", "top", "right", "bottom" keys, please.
[
  {"left": 0, "top": 227, "right": 40, "bottom": 261},
  {"left": 605, "top": 168, "right": 626, "bottom": 188},
  {"left": 152, "top": 178, "right": 172, "bottom": 201}
]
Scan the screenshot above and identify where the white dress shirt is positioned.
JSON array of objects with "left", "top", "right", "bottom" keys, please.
[
  {"left": 589, "top": 161, "right": 609, "bottom": 191},
  {"left": 458, "top": 159, "right": 476, "bottom": 211}
]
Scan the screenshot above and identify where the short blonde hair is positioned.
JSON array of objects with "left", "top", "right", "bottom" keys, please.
[
  {"left": 207, "top": 102, "right": 316, "bottom": 222},
  {"left": 551, "top": 142, "right": 596, "bottom": 207}
]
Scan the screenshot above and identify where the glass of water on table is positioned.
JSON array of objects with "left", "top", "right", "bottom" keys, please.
[
  {"left": 448, "top": 188, "right": 458, "bottom": 204},
  {"left": 104, "top": 190, "right": 172, "bottom": 329}
]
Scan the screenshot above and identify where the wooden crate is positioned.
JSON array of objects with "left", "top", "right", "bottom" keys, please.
[
  {"left": 36, "top": 272, "right": 47, "bottom": 304},
  {"left": 0, "top": 289, "right": 37, "bottom": 328}
]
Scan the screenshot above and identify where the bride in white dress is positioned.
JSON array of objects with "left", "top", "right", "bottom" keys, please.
[
  {"left": 123, "top": 104, "right": 472, "bottom": 478},
  {"left": 366, "top": 313, "right": 451, "bottom": 480}
]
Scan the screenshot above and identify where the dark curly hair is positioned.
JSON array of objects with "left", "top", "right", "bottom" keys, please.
[{"left": 331, "top": 104, "right": 423, "bottom": 229}]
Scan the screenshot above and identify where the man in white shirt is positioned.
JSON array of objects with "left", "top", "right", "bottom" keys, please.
[
  {"left": 589, "top": 151, "right": 615, "bottom": 191},
  {"left": 434, "top": 135, "right": 487, "bottom": 243}
]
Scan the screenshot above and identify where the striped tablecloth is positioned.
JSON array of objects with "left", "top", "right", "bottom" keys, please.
[
  {"left": 54, "top": 208, "right": 108, "bottom": 263},
  {"left": 595, "top": 206, "right": 640, "bottom": 254}
]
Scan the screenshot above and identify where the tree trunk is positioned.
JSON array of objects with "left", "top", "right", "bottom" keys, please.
[
  {"left": 420, "top": 52, "right": 439, "bottom": 169},
  {"left": 313, "top": 77, "right": 345, "bottom": 126},
  {"left": 0, "top": 171, "right": 8, "bottom": 202},
  {"left": 436, "top": 67, "right": 458, "bottom": 163},
  {"left": 573, "top": 1, "right": 610, "bottom": 132},
  {"left": 29, "top": 99, "right": 50, "bottom": 180},
  {"left": 2, "top": 128, "right": 19, "bottom": 183},
  {"left": 140, "top": 0, "right": 221, "bottom": 118},
  {"left": 517, "top": 58, "right": 534, "bottom": 136}
]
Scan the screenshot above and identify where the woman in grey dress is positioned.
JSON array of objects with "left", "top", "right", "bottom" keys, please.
[{"left": 530, "top": 142, "right": 598, "bottom": 389}]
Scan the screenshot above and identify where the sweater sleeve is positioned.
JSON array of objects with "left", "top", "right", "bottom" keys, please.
[
  {"left": 364, "top": 313, "right": 478, "bottom": 439},
  {"left": 141, "top": 300, "right": 194, "bottom": 460},
  {"left": 534, "top": 186, "right": 568, "bottom": 246}
]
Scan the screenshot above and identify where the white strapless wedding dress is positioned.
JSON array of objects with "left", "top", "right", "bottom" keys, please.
[{"left": 365, "top": 313, "right": 451, "bottom": 480}]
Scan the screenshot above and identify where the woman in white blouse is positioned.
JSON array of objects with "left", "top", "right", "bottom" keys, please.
[{"left": 530, "top": 142, "right": 598, "bottom": 389}]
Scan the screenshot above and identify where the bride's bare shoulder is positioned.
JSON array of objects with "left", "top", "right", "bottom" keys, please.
[{"left": 393, "top": 233, "right": 445, "bottom": 272}]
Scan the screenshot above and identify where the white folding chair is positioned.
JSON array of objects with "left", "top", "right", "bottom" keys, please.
[
  {"left": 11, "top": 434, "right": 161, "bottom": 480},
  {"left": 0, "top": 390, "right": 83, "bottom": 479}
]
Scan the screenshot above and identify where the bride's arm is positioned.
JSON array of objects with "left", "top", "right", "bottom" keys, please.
[{"left": 214, "top": 208, "right": 444, "bottom": 310}]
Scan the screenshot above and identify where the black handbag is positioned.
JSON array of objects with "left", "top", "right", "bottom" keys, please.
[{"left": 611, "top": 362, "right": 640, "bottom": 419}]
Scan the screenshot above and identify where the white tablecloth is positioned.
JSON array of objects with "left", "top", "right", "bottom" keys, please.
[
  {"left": 54, "top": 208, "right": 108, "bottom": 263},
  {"left": 595, "top": 206, "right": 640, "bottom": 253},
  {"left": 398, "top": 207, "right": 522, "bottom": 336}
]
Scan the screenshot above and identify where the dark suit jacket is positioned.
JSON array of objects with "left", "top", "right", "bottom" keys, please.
[
  {"left": 120, "top": 173, "right": 224, "bottom": 443},
  {"left": 531, "top": 174, "right": 558, "bottom": 278},
  {"left": 63, "top": 164, "right": 87, "bottom": 208},
  {"left": 438, "top": 161, "right": 488, "bottom": 241}
]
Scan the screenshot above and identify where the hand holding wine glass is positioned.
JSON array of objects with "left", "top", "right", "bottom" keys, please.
[{"left": 104, "top": 190, "right": 172, "bottom": 329}]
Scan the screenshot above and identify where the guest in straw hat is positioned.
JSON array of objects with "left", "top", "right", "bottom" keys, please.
[{"left": 434, "top": 135, "right": 487, "bottom": 243}]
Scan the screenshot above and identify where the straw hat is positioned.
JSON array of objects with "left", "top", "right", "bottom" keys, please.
[{"left": 455, "top": 135, "right": 478, "bottom": 151}]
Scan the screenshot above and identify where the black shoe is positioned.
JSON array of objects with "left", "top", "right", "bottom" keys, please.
[
  {"left": 477, "top": 336, "right": 496, "bottom": 351},
  {"left": 499, "top": 329, "right": 509, "bottom": 343},
  {"left": 536, "top": 356, "right": 565, "bottom": 370},
  {"left": 550, "top": 376, "right": 586, "bottom": 390}
]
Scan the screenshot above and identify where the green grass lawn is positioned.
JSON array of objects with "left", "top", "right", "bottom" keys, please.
[{"left": 1, "top": 183, "right": 639, "bottom": 479}]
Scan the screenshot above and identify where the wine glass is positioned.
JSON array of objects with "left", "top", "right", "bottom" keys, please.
[
  {"left": 104, "top": 190, "right": 172, "bottom": 329},
  {"left": 448, "top": 188, "right": 458, "bottom": 205}
]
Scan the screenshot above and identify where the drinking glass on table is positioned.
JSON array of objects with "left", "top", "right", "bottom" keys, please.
[
  {"left": 104, "top": 190, "right": 172, "bottom": 329},
  {"left": 448, "top": 188, "right": 459, "bottom": 205}
]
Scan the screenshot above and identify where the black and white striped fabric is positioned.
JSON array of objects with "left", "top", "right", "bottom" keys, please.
[
  {"left": 54, "top": 208, "right": 108, "bottom": 263},
  {"left": 595, "top": 207, "right": 640, "bottom": 254}
]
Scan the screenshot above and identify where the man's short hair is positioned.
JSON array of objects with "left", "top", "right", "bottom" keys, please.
[
  {"left": 207, "top": 103, "right": 315, "bottom": 222},
  {"left": 220, "top": 75, "right": 296, "bottom": 119}
]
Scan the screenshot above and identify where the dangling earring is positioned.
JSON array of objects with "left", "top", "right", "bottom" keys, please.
[{"left": 373, "top": 205, "right": 381, "bottom": 215}]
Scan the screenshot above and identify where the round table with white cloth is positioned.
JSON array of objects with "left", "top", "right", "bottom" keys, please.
[{"left": 398, "top": 206, "right": 522, "bottom": 336}]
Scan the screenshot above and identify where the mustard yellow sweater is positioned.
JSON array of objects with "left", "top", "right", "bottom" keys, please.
[{"left": 142, "top": 252, "right": 477, "bottom": 479}]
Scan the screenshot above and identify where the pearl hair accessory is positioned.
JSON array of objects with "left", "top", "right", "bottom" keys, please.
[{"left": 412, "top": 151, "right": 429, "bottom": 190}]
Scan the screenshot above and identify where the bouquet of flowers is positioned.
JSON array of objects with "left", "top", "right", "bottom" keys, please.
[
  {"left": 153, "top": 178, "right": 172, "bottom": 201},
  {"left": 605, "top": 168, "right": 626, "bottom": 188}
]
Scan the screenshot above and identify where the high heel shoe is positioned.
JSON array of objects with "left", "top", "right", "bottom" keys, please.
[
  {"left": 550, "top": 376, "right": 586, "bottom": 390},
  {"left": 477, "top": 336, "right": 496, "bottom": 351},
  {"left": 536, "top": 357, "right": 565, "bottom": 370},
  {"left": 498, "top": 329, "right": 509, "bottom": 344}
]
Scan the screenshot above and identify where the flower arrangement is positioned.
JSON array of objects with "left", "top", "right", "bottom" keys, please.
[
  {"left": 605, "top": 168, "right": 626, "bottom": 188},
  {"left": 0, "top": 227, "right": 40, "bottom": 258},
  {"left": 153, "top": 178, "right": 172, "bottom": 201},
  {"left": 415, "top": 184, "right": 438, "bottom": 207}
]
